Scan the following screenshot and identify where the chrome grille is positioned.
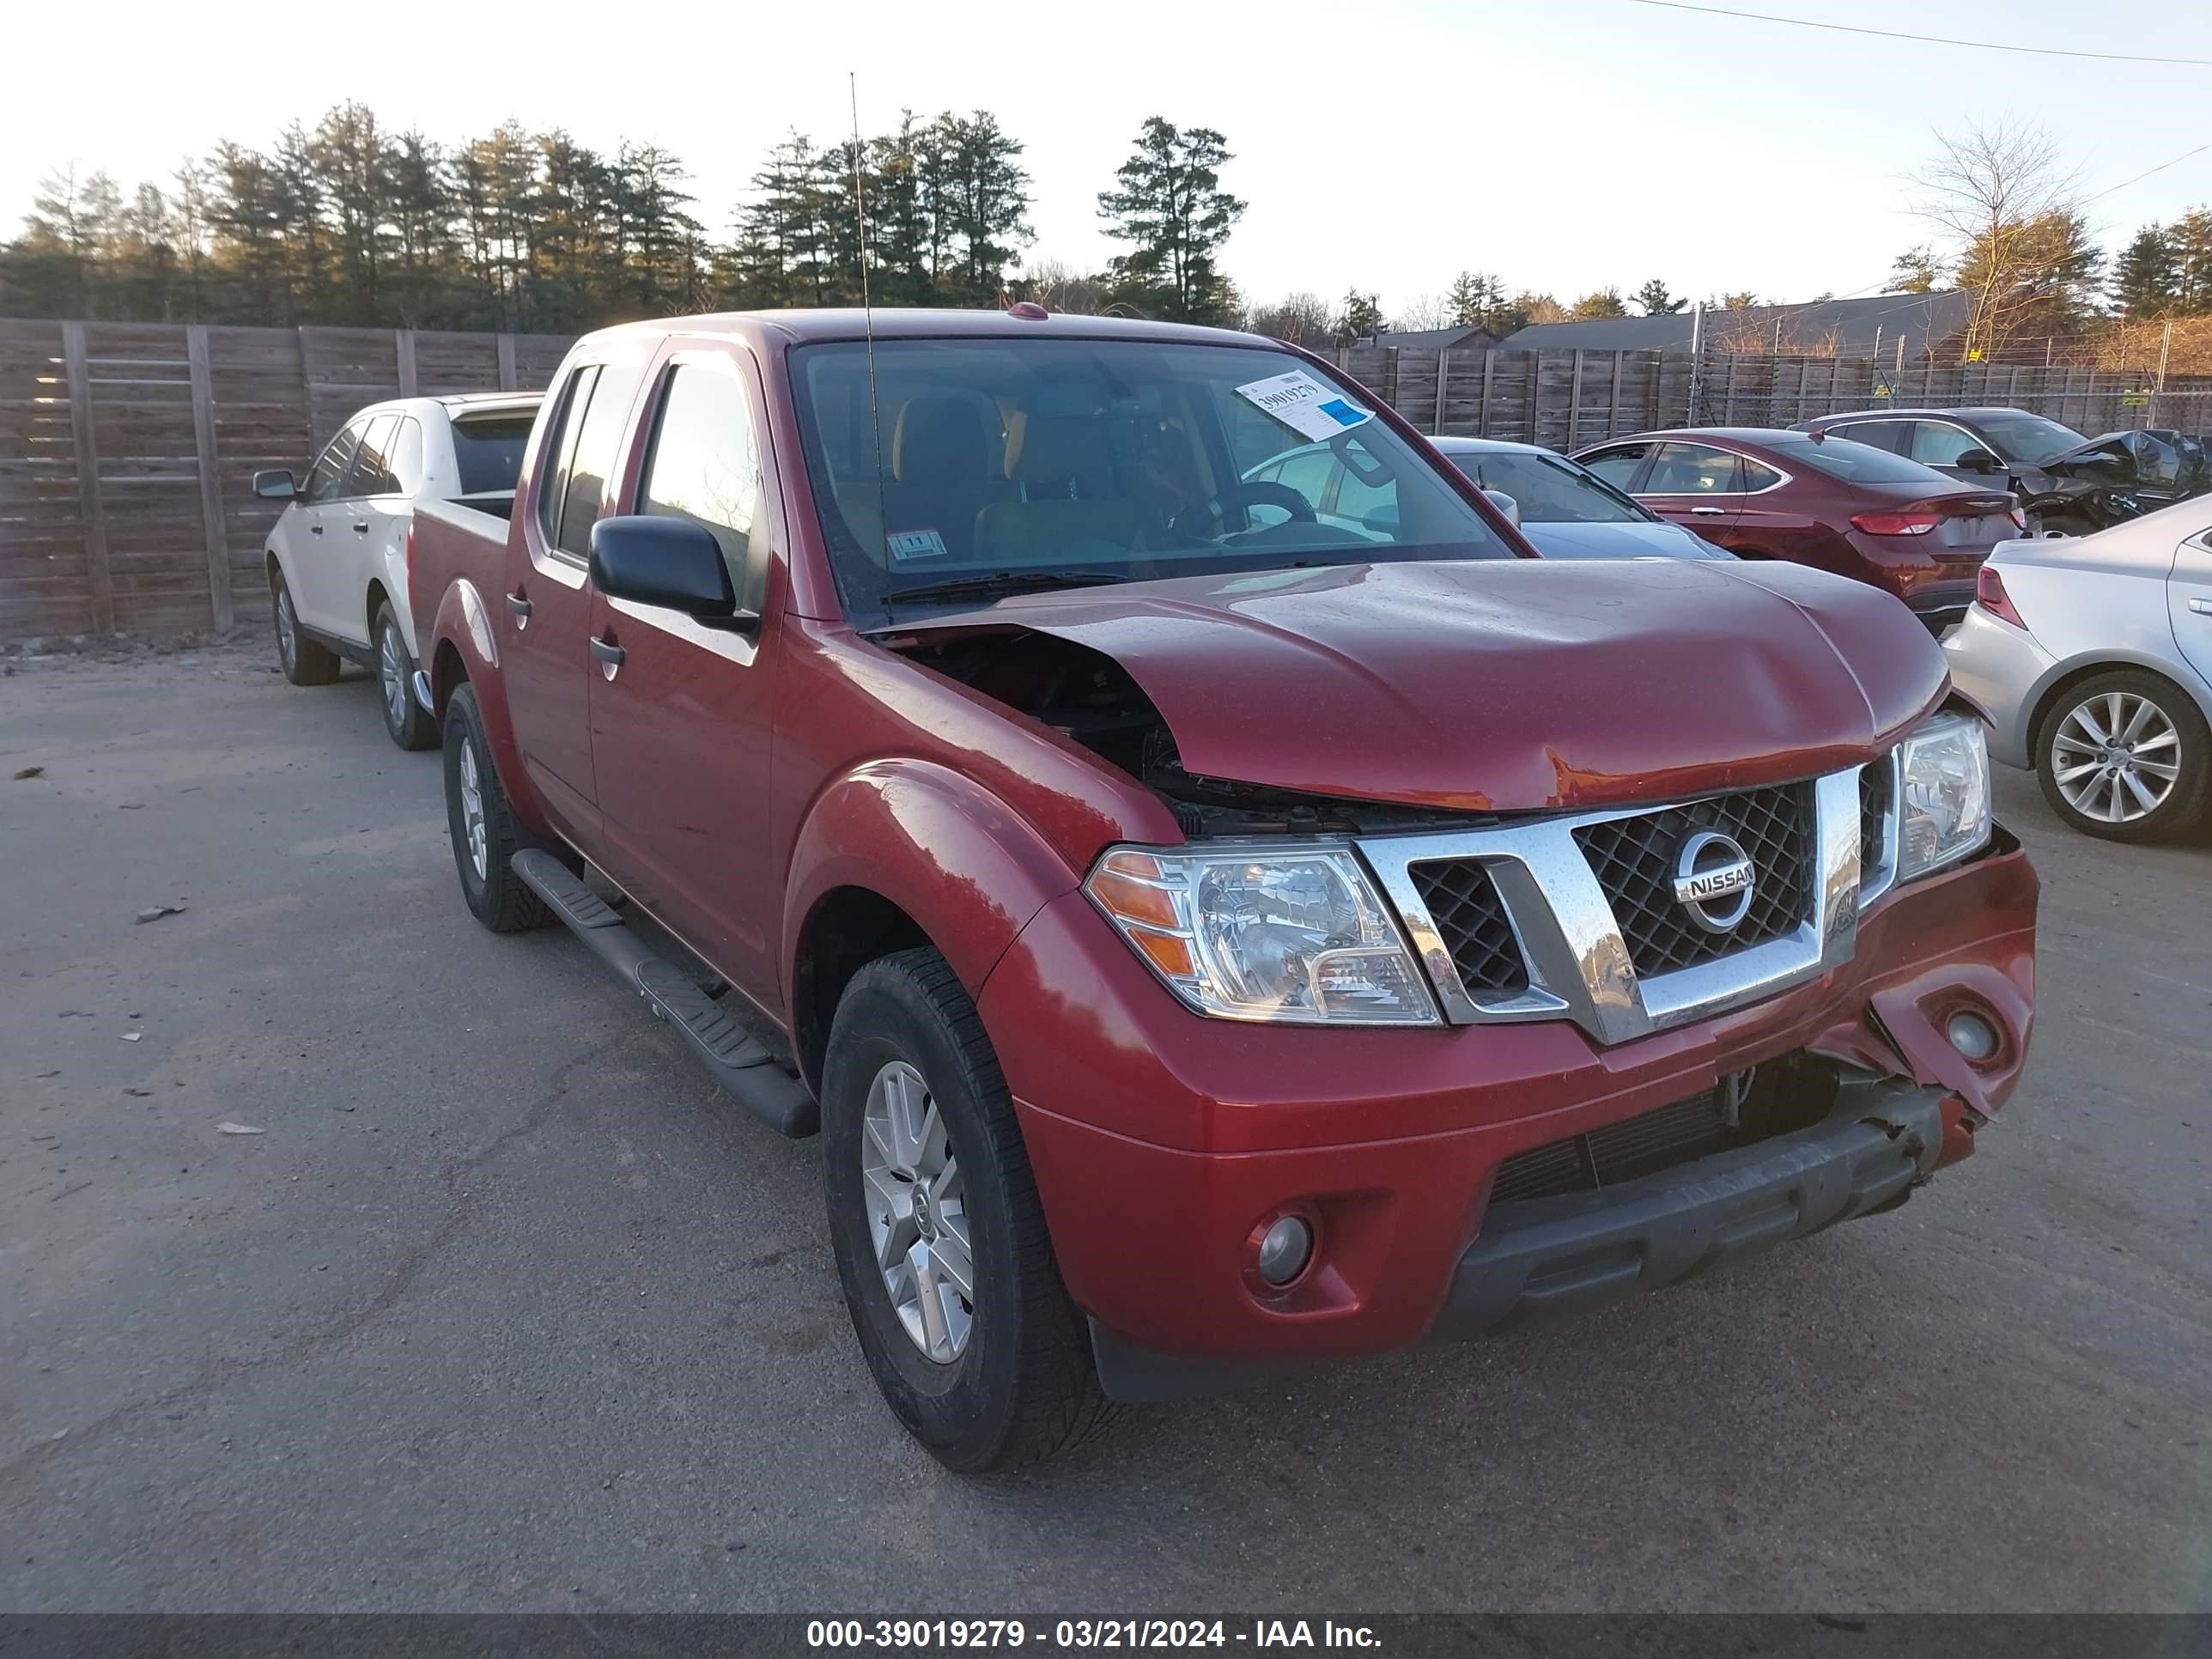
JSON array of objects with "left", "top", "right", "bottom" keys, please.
[
  {"left": 1572, "top": 785, "right": 1814, "bottom": 977},
  {"left": 1358, "top": 767, "right": 1863, "bottom": 1047},
  {"left": 1407, "top": 861, "right": 1528, "bottom": 995}
]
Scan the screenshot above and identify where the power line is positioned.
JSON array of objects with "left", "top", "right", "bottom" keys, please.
[
  {"left": 1625, "top": 0, "right": 2212, "bottom": 66},
  {"left": 2082, "top": 142, "right": 2212, "bottom": 205}
]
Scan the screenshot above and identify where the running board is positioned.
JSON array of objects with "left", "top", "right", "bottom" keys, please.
[{"left": 512, "top": 848, "right": 817, "bottom": 1138}]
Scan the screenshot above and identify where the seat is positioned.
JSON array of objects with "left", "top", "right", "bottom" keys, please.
[
  {"left": 865, "top": 395, "right": 1010, "bottom": 562},
  {"left": 973, "top": 411, "right": 1144, "bottom": 564}
]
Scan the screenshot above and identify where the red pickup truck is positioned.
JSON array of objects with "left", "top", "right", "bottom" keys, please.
[{"left": 408, "top": 307, "right": 2038, "bottom": 1471}]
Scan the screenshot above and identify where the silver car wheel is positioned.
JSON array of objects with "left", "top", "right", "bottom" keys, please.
[
  {"left": 276, "top": 586, "right": 297, "bottom": 672},
  {"left": 860, "top": 1059, "right": 973, "bottom": 1363},
  {"left": 380, "top": 625, "right": 408, "bottom": 728},
  {"left": 457, "top": 736, "right": 489, "bottom": 882},
  {"left": 2051, "top": 690, "right": 2180, "bottom": 823}
]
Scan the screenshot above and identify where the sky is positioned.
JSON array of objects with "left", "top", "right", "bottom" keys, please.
[{"left": 4, "top": 0, "right": 2209, "bottom": 320}]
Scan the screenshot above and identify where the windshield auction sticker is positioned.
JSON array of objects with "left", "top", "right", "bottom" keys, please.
[{"left": 1235, "top": 368, "right": 1372, "bottom": 442}]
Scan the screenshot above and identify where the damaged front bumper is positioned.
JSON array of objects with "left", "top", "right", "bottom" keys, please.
[{"left": 1438, "top": 1076, "right": 1943, "bottom": 1339}]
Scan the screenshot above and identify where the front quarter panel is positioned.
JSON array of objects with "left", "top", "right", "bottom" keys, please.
[
  {"left": 2006, "top": 549, "right": 2212, "bottom": 749},
  {"left": 782, "top": 759, "right": 1085, "bottom": 1013}
]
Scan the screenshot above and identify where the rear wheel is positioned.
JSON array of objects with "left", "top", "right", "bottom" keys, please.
[
  {"left": 374, "top": 601, "right": 438, "bottom": 751},
  {"left": 271, "top": 568, "right": 339, "bottom": 686},
  {"left": 441, "top": 683, "right": 550, "bottom": 932},
  {"left": 2036, "top": 670, "right": 2211, "bottom": 842},
  {"left": 823, "top": 948, "right": 1115, "bottom": 1472}
]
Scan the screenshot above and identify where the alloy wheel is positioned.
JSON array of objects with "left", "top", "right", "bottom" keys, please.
[
  {"left": 456, "top": 737, "right": 489, "bottom": 882},
  {"left": 2051, "top": 690, "right": 2179, "bottom": 824},
  {"left": 380, "top": 626, "right": 408, "bottom": 730},
  {"left": 860, "top": 1059, "right": 974, "bottom": 1363},
  {"left": 276, "top": 587, "right": 297, "bottom": 672}
]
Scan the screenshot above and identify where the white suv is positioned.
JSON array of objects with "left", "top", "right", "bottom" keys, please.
[{"left": 255, "top": 393, "right": 540, "bottom": 749}]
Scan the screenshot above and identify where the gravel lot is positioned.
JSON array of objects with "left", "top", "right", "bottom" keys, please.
[{"left": 3, "top": 641, "right": 2208, "bottom": 1614}]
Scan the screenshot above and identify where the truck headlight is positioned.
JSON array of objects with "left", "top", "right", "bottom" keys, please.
[
  {"left": 1896, "top": 712, "right": 1991, "bottom": 881},
  {"left": 1085, "top": 846, "right": 1439, "bottom": 1025}
]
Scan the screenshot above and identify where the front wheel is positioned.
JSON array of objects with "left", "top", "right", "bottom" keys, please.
[
  {"left": 375, "top": 602, "right": 438, "bottom": 751},
  {"left": 823, "top": 948, "right": 1115, "bottom": 1472},
  {"left": 2036, "top": 670, "right": 2211, "bottom": 842}
]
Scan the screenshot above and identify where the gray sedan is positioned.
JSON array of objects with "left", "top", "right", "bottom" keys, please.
[{"left": 1943, "top": 497, "right": 2212, "bottom": 842}]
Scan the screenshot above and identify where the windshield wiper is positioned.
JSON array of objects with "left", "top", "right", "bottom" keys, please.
[{"left": 883, "top": 569, "right": 1128, "bottom": 608}]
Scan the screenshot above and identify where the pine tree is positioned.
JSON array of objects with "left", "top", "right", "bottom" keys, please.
[
  {"left": 1333, "top": 289, "right": 1382, "bottom": 344},
  {"left": 1632, "top": 278, "right": 1684, "bottom": 316},
  {"left": 2112, "top": 225, "right": 2179, "bottom": 320},
  {"left": 1097, "top": 117, "right": 1245, "bottom": 322}
]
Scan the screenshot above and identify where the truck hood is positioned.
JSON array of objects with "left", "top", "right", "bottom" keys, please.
[{"left": 911, "top": 559, "right": 1948, "bottom": 813}]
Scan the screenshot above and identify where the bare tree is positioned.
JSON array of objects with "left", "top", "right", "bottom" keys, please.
[
  {"left": 1391, "top": 291, "right": 1451, "bottom": 331},
  {"left": 1247, "top": 290, "right": 1333, "bottom": 343},
  {"left": 1016, "top": 255, "right": 1107, "bottom": 314},
  {"left": 1910, "top": 119, "right": 2083, "bottom": 363}
]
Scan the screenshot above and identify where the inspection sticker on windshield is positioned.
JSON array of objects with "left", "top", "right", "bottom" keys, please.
[
  {"left": 1235, "top": 368, "right": 1371, "bottom": 442},
  {"left": 886, "top": 528, "right": 950, "bottom": 562}
]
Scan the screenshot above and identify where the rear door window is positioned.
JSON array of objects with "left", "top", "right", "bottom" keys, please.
[
  {"left": 556, "top": 367, "right": 643, "bottom": 560},
  {"left": 1578, "top": 443, "right": 1650, "bottom": 490},
  {"left": 1832, "top": 419, "right": 1906, "bottom": 453},
  {"left": 344, "top": 414, "right": 402, "bottom": 496},
  {"left": 305, "top": 421, "right": 366, "bottom": 504},
  {"left": 388, "top": 417, "right": 425, "bottom": 494},
  {"left": 534, "top": 368, "right": 598, "bottom": 551},
  {"left": 1643, "top": 443, "right": 1743, "bottom": 495}
]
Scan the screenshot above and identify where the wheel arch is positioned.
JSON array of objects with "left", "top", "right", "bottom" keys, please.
[
  {"left": 2025, "top": 654, "right": 2212, "bottom": 760},
  {"left": 782, "top": 760, "right": 1083, "bottom": 1098}
]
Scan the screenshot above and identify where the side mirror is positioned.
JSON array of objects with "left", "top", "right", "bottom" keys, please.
[
  {"left": 1957, "top": 448, "right": 2002, "bottom": 474},
  {"left": 589, "top": 516, "right": 748, "bottom": 623},
  {"left": 1482, "top": 488, "right": 1521, "bottom": 527},
  {"left": 252, "top": 469, "right": 298, "bottom": 501}
]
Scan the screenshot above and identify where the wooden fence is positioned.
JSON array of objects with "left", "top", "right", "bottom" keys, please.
[
  {"left": 0, "top": 319, "right": 573, "bottom": 641},
  {"left": 6, "top": 315, "right": 2212, "bottom": 642},
  {"left": 1328, "top": 343, "right": 2212, "bottom": 445}
]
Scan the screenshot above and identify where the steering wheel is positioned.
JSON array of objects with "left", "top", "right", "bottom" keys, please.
[{"left": 1195, "top": 480, "right": 1319, "bottom": 536}]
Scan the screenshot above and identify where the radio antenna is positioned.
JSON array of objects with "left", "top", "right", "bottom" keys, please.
[{"left": 848, "top": 71, "right": 890, "bottom": 611}]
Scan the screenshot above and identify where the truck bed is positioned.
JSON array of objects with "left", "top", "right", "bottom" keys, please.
[{"left": 410, "top": 497, "right": 516, "bottom": 656}]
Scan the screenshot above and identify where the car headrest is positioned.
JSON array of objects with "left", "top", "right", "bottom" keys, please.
[
  {"left": 1002, "top": 410, "right": 1101, "bottom": 483},
  {"left": 892, "top": 397, "right": 990, "bottom": 482}
]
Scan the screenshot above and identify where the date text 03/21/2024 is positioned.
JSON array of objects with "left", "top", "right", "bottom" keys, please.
[{"left": 805, "top": 1620, "right": 1382, "bottom": 1649}]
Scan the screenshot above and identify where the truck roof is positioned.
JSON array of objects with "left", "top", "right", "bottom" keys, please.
[{"left": 592, "top": 307, "right": 1268, "bottom": 350}]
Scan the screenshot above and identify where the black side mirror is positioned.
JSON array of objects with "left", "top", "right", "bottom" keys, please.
[
  {"left": 589, "top": 516, "right": 749, "bottom": 623},
  {"left": 252, "top": 468, "right": 298, "bottom": 501},
  {"left": 1957, "top": 448, "right": 2002, "bottom": 475}
]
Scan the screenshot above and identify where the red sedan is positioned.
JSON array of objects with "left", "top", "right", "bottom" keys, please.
[{"left": 1575, "top": 427, "right": 2024, "bottom": 632}]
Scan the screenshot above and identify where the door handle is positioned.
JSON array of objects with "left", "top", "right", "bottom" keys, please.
[
  {"left": 506, "top": 591, "right": 532, "bottom": 628},
  {"left": 590, "top": 635, "right": 626, "bottom": 676},
  {"left": 1690, "top": 505, "right": 1727, "bottom": 516},
  {"left": 309, "top": 522, "right": 324, "bottom": 535},
  {"left": 2190, "top": 598, "right": 2212, "bottom": 616},
  {"left": 352, "top": 521, "right": 370, "bottom": 534}
]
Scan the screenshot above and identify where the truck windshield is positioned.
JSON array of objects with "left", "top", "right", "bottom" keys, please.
[{"left": 787, "top": 337, "right": 1517, "bottom": 624}]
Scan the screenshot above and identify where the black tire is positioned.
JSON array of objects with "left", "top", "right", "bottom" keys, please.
[
  {"left": 271, "top": 567, "right": 340, "bottom": 686},
  {"left": 441, "top": 683, "right": 551, "bottom": 933},
  {"left": 823, "top": 947, "right": 1115, "bottom": 1472},
  {"left": 374, "top": 601, "right": 439, "bottom": 751},
  {"left": 2035, "top": 669, "right": 2212, "bottom": 843}
]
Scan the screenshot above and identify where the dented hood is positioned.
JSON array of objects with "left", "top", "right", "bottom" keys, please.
[{"left": 915, "top": 560, "right": 1948, "bottom": 813}]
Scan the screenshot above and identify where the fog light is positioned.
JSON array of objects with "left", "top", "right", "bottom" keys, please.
[
  {"left": 1946, "top": 1010, "right": 1999, "bottom": 1063},
  {"left": 1255, "top": 1215, "right": 1314, "bottom": 1286}
]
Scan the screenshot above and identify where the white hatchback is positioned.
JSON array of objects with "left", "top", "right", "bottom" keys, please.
[{"left": 255, "top": 393, "right": 539, "bottom": 749}]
